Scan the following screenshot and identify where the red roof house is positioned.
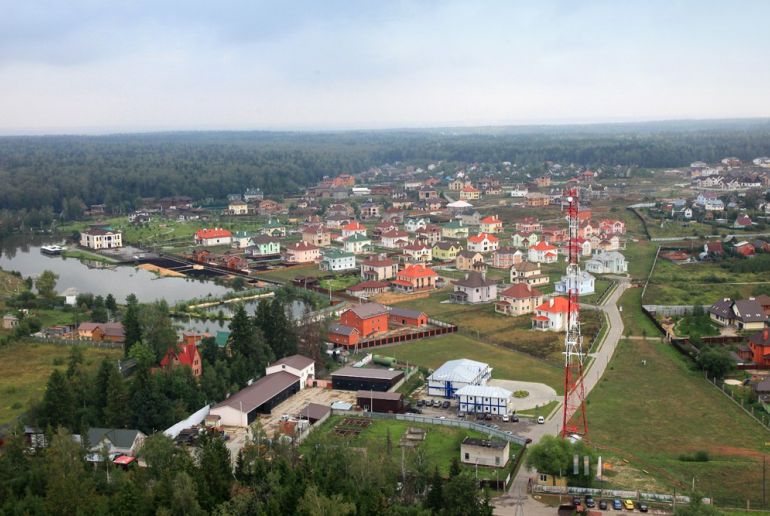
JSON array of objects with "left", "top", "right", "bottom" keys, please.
[
  {"left": 160, "top": 342, "right": 203, "bottom": 377},
  {"left": 392, "top": 263, "right": 438, "bottom": 293}
]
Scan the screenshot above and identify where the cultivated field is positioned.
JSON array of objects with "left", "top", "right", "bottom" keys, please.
[{"left": 587, "top": 338, "right": 770, "bottom": 507}]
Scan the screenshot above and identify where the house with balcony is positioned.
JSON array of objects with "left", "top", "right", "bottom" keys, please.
[
  {"left": 284, "top": 241, "right": 320, "bottom": 264},
  {"left": 585, "top": 250, "right": 628, "bottom": 274},
  {"left": 479, "top": 215, "right": 503, "bottom": 234},
  {"left": 320, "top": 249, "right": 357, "bottom": 272},
  {"left": 510, "top": 261, "right": 549, "bottom": 287},
  {"left": 402, "top": 243, "right": 433, "bottom": 262},
  {"left": 528, "top": 241, "right": 558, "bottom": 264},
  {"left": 442, "top": 219, "right": 470, "bottom": 240},
  {"left": 467, "top": 233, "right": 499, "bottom": 253},
  {"left": 343, "top": 233, "right": 372, "bottom": 254},
  {"left": 391, "top": 264, "right": 438, "bottom": 293},
  {"left": 456, "top": 250, "right": 486, "bottom": 272},
  {"left": 511, "top": 231, "right": 539, "bottom": 249},
  {"left": 708, "top": 297, "right": 768, "bottom": 331},
  {"left": 451, "top": 271, "right": 498, "bottom": 304},
  {"left": 495, "top": 283, "right": 544, "bottom": 316},
  {"left": 380, "top": 230, "right": 410, "bottom": 249},
  {"left": 360, "top": 255, "right": 399, "bottom": 281},
  {"left": 532, "top": 297, "right": 575, "bottom": 332},
  {"left": 554, "top": 270, "right": 596, "bottom": 296}
]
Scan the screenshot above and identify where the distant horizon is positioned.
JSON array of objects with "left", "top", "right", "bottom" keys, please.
[{"left": 2, "top": 115, "right": 770, "bottom": 138}]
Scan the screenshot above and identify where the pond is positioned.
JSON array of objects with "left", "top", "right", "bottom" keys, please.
[
  {"left": 174, "top": 299, "right": 310, "bottom": 334},
  {"left": 0, "top": 235, "right": 231, "bottom": 305}
]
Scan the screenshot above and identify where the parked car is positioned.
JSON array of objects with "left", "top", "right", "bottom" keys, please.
[
  {"left": 636, "top": 501, "right": 649, "bottom": 512},
  {"left": 623, "top": 499, "right": 635, "bottom": 510},
  {"left": 441, "top": 400, "right": 450, "bottom": 409},
  {"left": 457, "top": 411, "right": 465, "bottom": 419},
  {"left": 584, "top": 495, "right": 595, "bottom": 508},
  {"left": 432, "top": 399, "right": 441, "bottom": 407},
  {"left": 416, "top": 399, "right": 424, "bottom": 407},
  {"left": 598, "top": 499, "right": 608, "bottom": 510},
  {"left": 511, "top": 415, "right": 519, "bottom": 422},
  {"left": 485, "top": 413, "right": 492, "bottom": 420},
  {"left": 612, "top": 499, "right": 622, "bottom": 510},
  {"left": 502, "top": 414, "right": 509, "bottom": 422},
  {"left": 571, "top": 497, "right": 581, "bottom": 507},
  {"left": 537, "top": 416, "right": 545, "bottom": 424},
  {"left": 476, "top": 413, "right": 485, "bottom": 420}
]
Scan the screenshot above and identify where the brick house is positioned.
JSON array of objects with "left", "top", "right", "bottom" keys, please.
[
  {"left": 360, "top": 255, "right": 399, "bottom": 281},
  {"left": 479, "top": 215, "right": 503, "bottom": 234},
  {"left": 160, "top": 341, "right": 203, "bottom": 377},
  {"left": 339, "top": 303, "right": 389, "bottom": 337},
  {"left": 495, "top": 284, "right": 544, "bottom": 316},
  {"left": 391, "top": 264, "right": 438, "bottom": 293},
  {"left": 284, "top": 242, "right": 321, "bottom": 264},
  {"left": 528, "top": 241, "right": 558, "bottom": 263},
  {"left": 456, "top": 250, "right": 486, "bottom": 272},
  {"left": 492, "top": 247, "right": 523, "bottom": 269},
  {"left": 510, "top": 261, "right": 549, "bottom": 287},
  {"left": 748, "top": 328, "right": 770, "bottom": 367}
]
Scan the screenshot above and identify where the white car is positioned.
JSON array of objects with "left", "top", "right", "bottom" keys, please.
[
  {"left": 502, "top": 414, "right": 510, "bottom": 422},
  {"left": 537, "top": 416, "right": 545, "bottom": 424}
]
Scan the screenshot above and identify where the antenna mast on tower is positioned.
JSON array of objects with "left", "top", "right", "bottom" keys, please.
[{"left": 562, "top": 188, "right": 588, "bottom": 438}]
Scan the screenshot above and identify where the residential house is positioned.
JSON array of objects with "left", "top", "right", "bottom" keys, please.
[
  {"left": 451, "top": 271, "right": 498, "bottom": 304},
  {"left": 734, "top": 215, "right": 753, "bottom": 229},
  {"left": 562, "top": 237, "right": 592, "bottom": 257},
  {"left": 515, "top": 218, "right": 542, "bottom": 233},
  {"left": 748, "top": 328, "right": 770, "bottom": 368},
  {"left": 388, "top": 306, "right": 428, "bottom": 327},
  {"left": 360, "top": 201, "right": 381, "bottom": 220},
  {"left": 360, "top": 255, "right": 399, "bottom": 281},
  {"left": 708, "top": 297, "right": 768, "bottom": 331},
  {"left": 391, "top": 263, "right": 438, "bottom": 293},
  {"left": 341, "top": 221, "right": 367, "bottom": 240},
  {"left": 380, "top": 230, "right": 410, "bottom": 249},
  {"left": 258, "top": 199, "right": 283, "bottom": 216},
  {"left": 455, "top": 209, "right": 482, "bottom": 226},
  {"left": 532, "top": 297, "right": 575, "bottom": 332},
  {"left": 459, "top": 185, "right": 481, "bottom": 201},
  {"left": 160, "top": 341, "right": 202, "bottom": 377},
  {"left": 418, "top": 186, "right": 439, "bottom": 199},
  {"left": 231, "top": 231, "right": 256, "bottom": 248},
  {"left": 525, "top": 192, "right": 550, "bottom": 207},
  {"left": 456, "top": 250, "right": 486, "bottom": 272},
  {"left": 479, "top": 215, "right": 503, "bottom": 234},
  {"left": 492, "top": 247, "right": 523, "bottom": 269},
  {"left": 599, "top": 219, "right": 626, "bottom": 235},
  {"left": 346, "top": 280, "right": 391, "bottom": 299},
  {"left": 510, "top": 261, "right": 549, "bottom": 287},
  {"left": 528, "top": 241, "right": 558, "bottom": 263},
  {"left": 534, "top": 176, "right": 551, "bottom": 187},
  {"left": 460, "top": 437, "right": 510, "bottom": 468},
  {"left": 734, "top": 241, "right": 756, "bottom": 257},
  {"left": 262, "top": 219, "right": 286, "bottom": 237},
  {"left": 457, "top": 387, "right": 512, "bottom": 419},
  {"left": 448, "top": 178, "right": 467, "bottom": 191},
  {"left": 2, "top": 314, "right": 19, "bottom": 330},
  {"left": 405, "top": 217, "right": 429, "bottom": 233},
  {"left": 228, "top": 200, "right": 249, "bottom": 215},
  {"left": 80, "top": 228, "right": 123, "bottom": 249},
  {"left": 320, "top": 249, "right": 357, "bottom": 272},
  {"left": 301, "top": 224, "right": 331, "bottom": 247},
  {"left": 433, "top": 241, "right": 462, "bottom": 261},
  {"left": 343, "top": 234, "right": 372, "bottom": 254},
  {"left": 509, "top": 184, "right": 529, "bottom": 198},
  {"left": 325, "top": 213, "right": 353, "bottom": 229},
  {"left": 339, "top": 303, "right": 389, "bottom": 338},
  {"left": 585, "top": 250, "right": 628, "bottom": 274},
  {"left": 374, "top": 220, "right": 399, "bottom": 238},
  {"left": 495, "top": 283, "right": 544, "bottom": 316},
  {"left": 511, "top": 231, "right": 539, "bottom": 249},
  {"left": 245, "top": 235, "right": 281, "bottom": 258},
  {"left": 415, "top": 225, "right": 442, "bottom": 245},
  {"left": 77, "top": 322, "right": 125, "bottom": 343},
  {"left": 442, "top": 220, "right": 469, "bottom": 240},
  {"left": 695, "top": 192, "right": 725, "bottom": 211},
  {"left": 402, "top": 243, "right": 432, "bottom": 262},
  {"left": 594, "top": 235, "right": 621, "bottom": 252},
  {"left": 87, "top": 428, "right": 146, "bottom": 458},
  {"left": 467, "top": 233, "right": 499, "bottom": 253},
  {"left": 554, "top": 270, "right": 596, "bottom": 296},
  {"left": 703, "top": 241, "right": 725, "bottom": 258},
  {"left": 284, "top": 242, "right": 321, "bottom": 264},
  {"left": 243, "top": 188, "right": 264, "bottom": 202}
]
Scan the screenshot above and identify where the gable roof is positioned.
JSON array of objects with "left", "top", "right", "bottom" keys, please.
[
  {"left": 160, "top": 342, "right": 199, "bottom": 369},
  {"left": 535, "top": 297, "right": 573, "bottom": 313},
  {"left": 434, "top": 241, "right": 461, "bottom": 251},
  {"left": 468, "top": 232, "right": 499, "bottom": 244},
  {"left": 196, "top": 228, "right": 232, "bottom": 239},
  {"left": 388, "top": 306, "right": 427, "bottom": 320},
  {"left": 270, "top": 354, "right": 314, "bottom": 371},
  {"left": 530, "top": 241, "right": 557, "bottom": 252},
  {"left": 453, "top": 271, "right": 498, "bottom": 288},
  {"left": 398, "top": 264, "right": 438, "bottom": 278},
  {"left": 499, "top": 283, "right": 543, "bottom": 299},
  {"left": 345, "top": 302, "right": 388, "bottom": 319},
  {"left": 87, "top": 428, "right": 144, "bottom": 450},
  {"left": 214, "top": 371, "right": 301, "bottom": 413}
]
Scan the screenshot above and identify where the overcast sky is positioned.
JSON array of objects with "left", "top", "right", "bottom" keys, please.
[{"left": 1, "top": 0, "right": 769, "bottom": 134}]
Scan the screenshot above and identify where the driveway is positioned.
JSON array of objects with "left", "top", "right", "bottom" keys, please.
[
  {"left": 487, "top": 379, "right": 560, "bottom": 412},
  {"left": 495, "top": 278, "right": 631, "bottom": 513}
]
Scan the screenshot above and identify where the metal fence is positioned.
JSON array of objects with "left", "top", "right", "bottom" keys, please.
[
  {"left": 532, "top": 484, "right": 708, "bottom": 505},
  {"left": 709, "top": 375, "right": 770, "bottom": 431},
  {"left": 642, "top": 304, "right": 710, "bottom": 317},
  {"left": 330, "top": 409, "right": 528, "bottom": 446}
]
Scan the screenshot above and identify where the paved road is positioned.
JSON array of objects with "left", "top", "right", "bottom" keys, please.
[{"left": 494, "top": 279, "right": 631, "bottom": 515}]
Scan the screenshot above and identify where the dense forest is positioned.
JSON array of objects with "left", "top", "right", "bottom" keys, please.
[{"left": 1, "top": 119, "right": 770, "bottom": 224}]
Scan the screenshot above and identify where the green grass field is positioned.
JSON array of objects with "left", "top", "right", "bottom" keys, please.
[
  {"left": 305, "top": 415, "right": 521, "bottom": 480},
  {"left": 255, "top": 263, "right": 330, "bottom": 283},
  {"left": 619, "top": 287, "right": 662, "bottom": 337},
  {"left": 587, "top": 338, "right": 770, "bottom": 507},
  {"left": 385, "top": 333, "right": 564, "bottom": 394},
  {"left": 0, "top": 341, "right": 122, "bottom": 424}
]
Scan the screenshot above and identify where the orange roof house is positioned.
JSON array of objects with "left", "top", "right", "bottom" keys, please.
[
  {"left": 467, "top": 232, "right": 499, "bottom": 253},
  {"left": 392, "top": 263, "right": 438, "bottom": 293},
  {"left": 479, "top": 215, "right": 503, "bottom": 234},
  {"left": 532, "top": 297, "right": 575, "bottom": 331},
  {"left": 195, "top": 228, "right": 233, "bottom": 246}
]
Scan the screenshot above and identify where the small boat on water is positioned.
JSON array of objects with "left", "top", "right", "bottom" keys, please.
[{"left": 40, "top": 245, "right": 65, "bottom": 255}]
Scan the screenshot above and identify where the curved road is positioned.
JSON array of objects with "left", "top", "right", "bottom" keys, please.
[{"left": 494, "top": 278, "right": 631, "bottom": 515}]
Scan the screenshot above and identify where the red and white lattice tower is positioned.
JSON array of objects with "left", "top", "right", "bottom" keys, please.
[{"left": 562, "top": 188, "right": 588, "bottom": 438}]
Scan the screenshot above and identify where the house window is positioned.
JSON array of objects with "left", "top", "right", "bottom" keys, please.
[
  {"left": 539, "top": 474, "right": 548, "bottom": 482},
  {"left": 495, "top": 457, "right": 500, "bottom": 466},
  {"left": 464, "top": 453, "right": 469, "bottom": 460}
]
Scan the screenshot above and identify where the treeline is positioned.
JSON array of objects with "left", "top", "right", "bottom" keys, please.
[
  {"left": 2, "top": 120, "right": 770, "bottom": 228},
  {"left": 0, "top": 423, "right": 493, "bottom": 515}
]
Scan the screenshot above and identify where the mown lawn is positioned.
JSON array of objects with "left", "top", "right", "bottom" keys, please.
[
  {"left": 255, "top": 264, "right": 330, "bottom": 283},
  {"left": 587, "top": 338, "right": 770, "bottom": 507},
  {"left": 305, "top": 415, "right": 521, "bottom": 479},
  {"left": 0, "top": 341, "right": 122, "bottom": 424},
  {"left": 385, "top": 333, "right": 564, "bottom": 394}
]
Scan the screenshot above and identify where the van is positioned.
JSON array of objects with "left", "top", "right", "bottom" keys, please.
[{"left": 537, "top": 416, "right": 545, "bottom": 424}]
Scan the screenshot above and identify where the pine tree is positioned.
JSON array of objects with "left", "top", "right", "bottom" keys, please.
[
  {"left": 103, "top": 366, "right": 129, "bottom": 427},
  {"left": 105, "top": 293, "right": 117, "bottom": 313},
  {"left": 268, "top": 299, "right": 297, "bottom": 358},
  {"left": 39, "top": 369, "right": 75, "bottom": 429},
  {"left": 123, "top": 295, "right": 142, "bottom": 356},
  {"left": 93, "top": 358, "right": 113, "bottom": 421},
  {"left": 196, "top": 432, "right": 232, "bottom": 510}
]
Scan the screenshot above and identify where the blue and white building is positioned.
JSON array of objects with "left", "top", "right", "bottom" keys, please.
[
  {"left": 319, "top": 249, "right": 357, "bottom": 272},
  {"left": 427, "top": 358, "right": 492, "bottom": 398},
  {"left": 456, "top": 385, "right": 512, "bottom": 415},
  {"left": 554, "top": 270, "right": 596, "bottom": 296}
]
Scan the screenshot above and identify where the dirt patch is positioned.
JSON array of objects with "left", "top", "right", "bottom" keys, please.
[
  {"left": 136, "top": 263, "right": 185, "bottom": 277},
  {"left": 372, "top": 291, "right": 432, "bottom": 305}
]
